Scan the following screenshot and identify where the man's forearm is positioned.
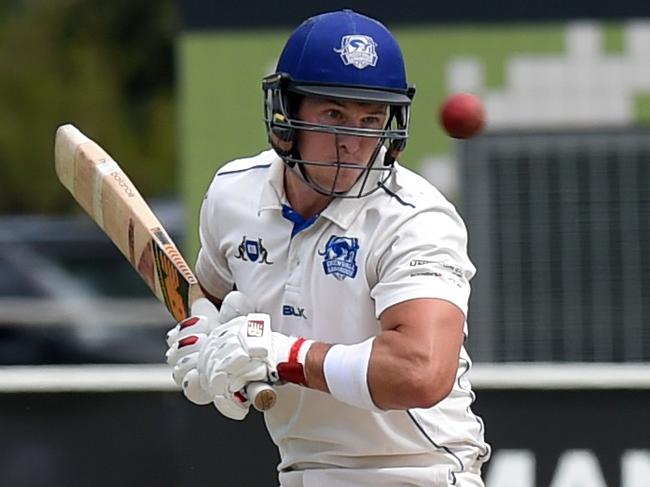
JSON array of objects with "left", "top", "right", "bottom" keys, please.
[{"left": 304, "top": 342, "right": 332, "bottom": 392}]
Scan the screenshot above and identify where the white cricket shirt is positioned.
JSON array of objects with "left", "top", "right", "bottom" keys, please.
[{"left": 196, "top": 149, "right": 490, "bottom": 478}]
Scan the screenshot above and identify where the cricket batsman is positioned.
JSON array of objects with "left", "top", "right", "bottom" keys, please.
[{"left": 165, "top": 9, "right": 491, "bottom": 486}]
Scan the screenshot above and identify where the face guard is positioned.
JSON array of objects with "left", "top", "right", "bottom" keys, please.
[
  {"left": 262, "top": 10, "right": 416, "bottom": 198},
  {"left": 263, "top": 74, "right": 415, "bottom": 197}
]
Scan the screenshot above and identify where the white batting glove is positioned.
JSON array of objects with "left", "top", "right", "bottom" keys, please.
[
  {"left": 198, "top": 312, "right": 314, "bottom": 411},
  {"left": 198, "top": 314, "right": 270, "bottom": 420},
  {"left": 235, "top": 318, "right": 315, "bottom": 387},
  {"left": 164, "top": 291, "right": 254, "bottom": 407},
  {"left": 165, "top": 298, "right": 219, "bottom": 405},
  {"left": 268, "top": 333, "right": 314, "bottom": 386}
]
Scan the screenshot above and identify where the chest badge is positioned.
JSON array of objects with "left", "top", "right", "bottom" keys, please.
[
  {"left": 319, "top": 235, "right": 359, "bottom": 280},
  {"left": 235, "top": 236, "right": 273, "bottom": 264}
]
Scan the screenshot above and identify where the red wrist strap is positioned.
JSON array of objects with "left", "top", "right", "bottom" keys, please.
[{"left": 276, "top": 337, "right": 308, "bottom": 385}]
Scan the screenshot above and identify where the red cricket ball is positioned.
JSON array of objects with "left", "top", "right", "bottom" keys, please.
[{"left": 439, "top": 92, "right": 485, "bottom": 139}]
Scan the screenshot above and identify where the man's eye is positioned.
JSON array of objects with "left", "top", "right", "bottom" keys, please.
[
  {"left": 325, "top": 110, "right": 343, "bottom": 120},
  {"left": 363, "top": 117, "right": 382, "bottom": 128}
]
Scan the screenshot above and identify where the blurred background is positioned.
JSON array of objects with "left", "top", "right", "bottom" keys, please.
[{"left": 1, "top": 0, "right": 650, "bottom": 485}]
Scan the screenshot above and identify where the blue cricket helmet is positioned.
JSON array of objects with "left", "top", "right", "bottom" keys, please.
[
  {"left": 262, "top": 10, "right": 416, "bottom": 198},
  {"left": 276, "top": 9, "right": 412, "bottom": 104}
]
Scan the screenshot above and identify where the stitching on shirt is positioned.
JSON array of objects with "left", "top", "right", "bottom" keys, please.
[
  {"left": 405, "top": 409, "right": 464, "bottom": 482},
  {"left": 457, "top": 358, "right": 492, "bottom": 461},
  {"left": 217, "top": 163, "right": 272, "bottom": 176},
  {"left": 377, "top": 181, "right": 415, "bottom": 208}
]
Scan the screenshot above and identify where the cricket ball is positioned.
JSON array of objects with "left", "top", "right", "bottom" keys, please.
[{"left": 439, "top": 92, "right": 485, "bottom": 139}]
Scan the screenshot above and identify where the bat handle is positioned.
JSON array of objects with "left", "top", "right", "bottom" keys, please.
[{"left": 247, "top": 382, "right": 277, "bottom": 411}]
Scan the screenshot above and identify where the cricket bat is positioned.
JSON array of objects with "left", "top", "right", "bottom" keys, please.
[{"left": 54, "top": 124, "right": 276, "bottom": 411}]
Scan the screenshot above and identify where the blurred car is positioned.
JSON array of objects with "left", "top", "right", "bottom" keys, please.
[{"left": 0, "top": 200, "right": 182, "bottom": 365}]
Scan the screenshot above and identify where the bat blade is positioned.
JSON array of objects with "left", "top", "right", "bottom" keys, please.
[
  {"left": 54, "top": 124, "right": 276, "bottom": 411},
  {"left": 54, "top": 124, "right": 199, "bottom": 321}
]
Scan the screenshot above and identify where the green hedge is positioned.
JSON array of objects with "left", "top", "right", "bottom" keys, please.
[{"left": 0, "top": 0, "right": 176, "bottom": 213}]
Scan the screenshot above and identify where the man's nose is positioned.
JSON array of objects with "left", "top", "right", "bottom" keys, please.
[{"left": 336, "top": 131, "right": 362, "bottom": 155}]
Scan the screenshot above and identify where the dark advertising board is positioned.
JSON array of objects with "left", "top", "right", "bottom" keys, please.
[{"left": 0, "top": 365, "right": 647, "bottom": 486}]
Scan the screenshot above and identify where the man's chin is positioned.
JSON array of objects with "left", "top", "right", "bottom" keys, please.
[
  {"left": 330, "top": 178, "right": 360, "bottom": 194},
  {"left": 305, "top": 167, "right": 366, "bottom": 194}
]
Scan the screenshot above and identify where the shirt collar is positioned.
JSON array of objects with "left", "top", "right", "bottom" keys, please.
[
  {"left": 257, "top": 149, "right": 394, "bottom": 231},
  {"left": 320, "top": 149, "right": 390, "bottom": 230},
  {"left": 257, "top": 153, "right": 286, "bottom": 215},
  {"left": 319, "top": 190, "right": 369, "bottom": 231}
]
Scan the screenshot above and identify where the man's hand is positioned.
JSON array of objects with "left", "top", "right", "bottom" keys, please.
[
  {"left": 198, "top": 313, "right": 272, "bottom": 420},
  {"left": 198, "top": 313, "right": 315, "bottom": 404},
  {"left": 165, "top": 297, "right": 222, "bottom": 405},
  {"left": 168, "top": 289, "right": 314, "bottom": 419},
  {"left": 165, "top": 291, "right": 259, "bottom": 415}
]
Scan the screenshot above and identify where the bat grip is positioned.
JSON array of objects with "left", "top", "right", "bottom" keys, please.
[{"left": 247, "top": 382, "right": 277, "bottom": 411}]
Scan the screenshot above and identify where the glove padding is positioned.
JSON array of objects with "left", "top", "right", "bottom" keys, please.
[
  {"left": 169, "top": 290, "right": 314, "bottom": 421},
  {"left": 165, "top": 297, "right": 220, "bottom": 405},
  {"left": 198, "top": 313, "right": 272, "bottom": 420},
  {"left": 269, "top": 333, "right": 313, "bottom": 386},
  {"left": 164, "top": 292, "right": 255, "bottom": 410},
  {"left": 199, "top": 313, "right": 313, "bottom": 389}
]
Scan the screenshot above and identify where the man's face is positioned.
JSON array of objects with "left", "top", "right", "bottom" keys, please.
[{"left": 295, "top": 96, "right": 388, "bottom": 193}]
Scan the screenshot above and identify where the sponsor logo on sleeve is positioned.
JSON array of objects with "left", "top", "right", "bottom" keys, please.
[{"left": 409, "top": 259, "right": 465, "bottom": 287}]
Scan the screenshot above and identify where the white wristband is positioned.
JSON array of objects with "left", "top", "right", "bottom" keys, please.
[{"left": 323, "top": 337, "right": 381, "bottom": 412}]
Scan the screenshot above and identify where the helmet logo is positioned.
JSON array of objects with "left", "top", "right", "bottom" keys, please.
[{"left": 334, "top": 35, "right": 378, "bottom": 69}]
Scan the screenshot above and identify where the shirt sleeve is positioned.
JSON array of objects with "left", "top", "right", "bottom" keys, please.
[
  {"left": 194, "top": 186, "right": 235, "bottom": 300},
  {"left": 370, "top": 206, "right": 476, "bottom": 319}
]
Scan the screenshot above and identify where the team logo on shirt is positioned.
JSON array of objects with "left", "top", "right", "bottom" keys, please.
[
  {"left": 319, "top": 235, "right": 359, "bottom": 280},
  {"left": 334, "top": 35, "right": 378, "bottom": 69},
  {"left": 235, "top": 236, "right": 273, "bottom": 264}
]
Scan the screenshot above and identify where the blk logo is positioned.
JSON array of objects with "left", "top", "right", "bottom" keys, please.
[{"left": 282, "top": 305, "right": 307, "bottom": 319}]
